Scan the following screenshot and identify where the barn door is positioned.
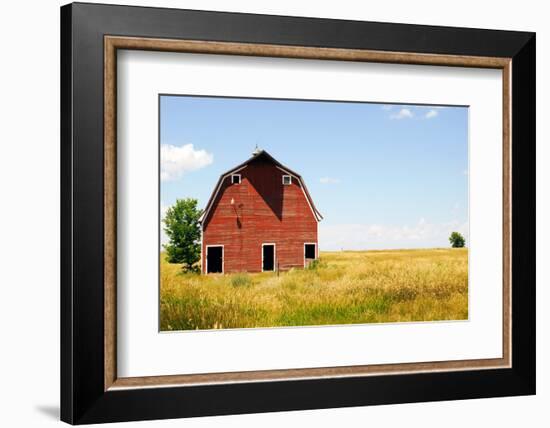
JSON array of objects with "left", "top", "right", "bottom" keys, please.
[
  {"left": 304, "top": 243, "right": 316, "bottom": 267},
  {"left": 206, "top": 246, "right": 223, "bottom": 273},
  {"left": 262, "top": 244, "right": 275, "bottom": 272}
]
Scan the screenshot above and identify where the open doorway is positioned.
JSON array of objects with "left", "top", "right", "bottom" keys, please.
[
  {"left": 206, "top": 245, "right": 223, "bottom": 273},
  {"left": 304, "top": 243, "right": 316, "bottom": 267},
  {"left": 262, "top": 244, "right": 275, "bottom": 272}
]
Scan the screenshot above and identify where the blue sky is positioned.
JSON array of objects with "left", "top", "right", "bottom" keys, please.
[{"left": 160, "top": 95, "right": 468, "bottom": 250}]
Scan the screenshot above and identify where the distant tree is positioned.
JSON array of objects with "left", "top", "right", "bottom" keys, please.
[
  {"left": 449, "top": 231, "right": 466, "bottom": 248},
  {"left": 163, "top": 198, "right": 202, "bottom": 271}
]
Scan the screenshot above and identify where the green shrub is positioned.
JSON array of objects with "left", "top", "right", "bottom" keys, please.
[
  {"left": 230, "top": 274, "right": 252, "bottom": 287},
  {"left": 306, "top": 259, "right": 323, "bottom": 270}
]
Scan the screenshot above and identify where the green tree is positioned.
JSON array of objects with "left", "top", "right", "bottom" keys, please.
[
  {"left": 163, "top": 198, "right": 202, "bottom": 271},
  {"left": 449, "top": 231, "right": 466, "bottom": 248}
]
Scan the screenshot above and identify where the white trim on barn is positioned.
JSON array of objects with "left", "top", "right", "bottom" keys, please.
[
  {"left": 231, "top": 173, "right": 241, "bottom": 184},
  {"left": 200, "top": 223, "right": 204, "bottom": 274}
]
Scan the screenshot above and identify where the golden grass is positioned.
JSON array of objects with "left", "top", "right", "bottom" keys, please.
[{"left": 160, "top": 248, "right": 468, "bottom": 331}]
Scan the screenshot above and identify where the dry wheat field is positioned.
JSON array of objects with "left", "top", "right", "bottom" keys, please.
[{"left": 160, "top": 248, "right": 468, "bottom": 331}]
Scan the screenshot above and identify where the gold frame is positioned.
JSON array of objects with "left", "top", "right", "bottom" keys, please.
[{"left": 104, "top": 36, "right": 512, "bottom": 391}]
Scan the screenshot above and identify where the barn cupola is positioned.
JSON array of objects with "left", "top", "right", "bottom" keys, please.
[{"left": 252, "top": 144, "right": 261, "bottom": 156}]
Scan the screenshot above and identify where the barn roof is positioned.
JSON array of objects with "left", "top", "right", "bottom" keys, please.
[{"left": 199, "top": 150, "right": 323, "bottom": 224}]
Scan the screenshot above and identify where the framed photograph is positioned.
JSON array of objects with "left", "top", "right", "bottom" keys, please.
[{"left": 60, "top": 2, "right": 535, "bottom": 424}]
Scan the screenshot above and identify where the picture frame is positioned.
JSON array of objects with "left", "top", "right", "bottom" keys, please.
[{"left": 60, "top": 2, "right": 535, "bottom": 424}]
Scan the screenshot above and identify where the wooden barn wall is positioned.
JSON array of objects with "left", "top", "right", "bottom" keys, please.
[{"left": 202, "top": 160, "right": 318, "bottom": 273}]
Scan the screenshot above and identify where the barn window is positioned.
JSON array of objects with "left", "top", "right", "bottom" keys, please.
[
  {"left": 282, "top": 175, "right": 292, "bottom": 185},
  {"left": 231, "top": 174, "right": 241, "bottom": 184}
]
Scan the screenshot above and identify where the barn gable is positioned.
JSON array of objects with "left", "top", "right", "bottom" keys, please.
[{"left": 199, "top": 150, "right": 323, "bottom": 228}]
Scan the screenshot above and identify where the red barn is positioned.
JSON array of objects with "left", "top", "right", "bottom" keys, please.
[{"left": 199, "top": 149, "right": 323, "bottom": 274}]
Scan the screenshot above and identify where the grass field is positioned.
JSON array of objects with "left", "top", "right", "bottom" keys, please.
[{"left": 160, "top": 248, "right": 468, "bottom": 331}]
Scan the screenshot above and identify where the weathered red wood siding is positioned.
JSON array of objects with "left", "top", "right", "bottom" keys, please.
[{"left": 202, "top": 158, "right": 318, "bottom": 273}]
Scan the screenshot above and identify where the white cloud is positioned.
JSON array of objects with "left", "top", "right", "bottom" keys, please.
[
  {"left": 381, "top": 105, "right": 393, "bottom": 111},
  {"left": 160, "top": 143, "right": 213, "bottom": 181},
  {"left": 390, "top": 108, "right": 414, "bottom": 120},
  {"left": 319, "top": 219, "right": 468, "bottom": 251},
  {"left": 320, "top": 177, "right": 341, "bottom": 184},
  {"left": 425, "top": 109, "right": 439, "bottom": 119}
]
